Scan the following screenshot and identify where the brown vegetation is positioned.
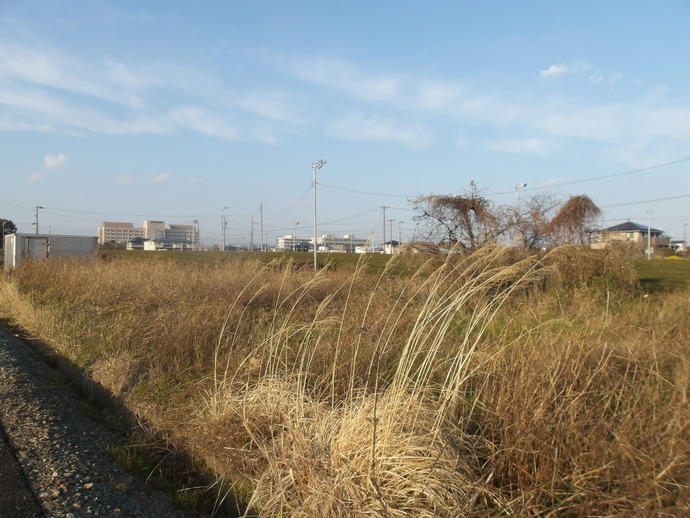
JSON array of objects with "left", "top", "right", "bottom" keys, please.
[{"left": 0, "top": 246, "right": 688, "bottom": 516}]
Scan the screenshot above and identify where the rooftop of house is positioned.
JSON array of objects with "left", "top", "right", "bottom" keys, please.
[{"left": 604, "top": 221, "right": 664, "bottom": 233}]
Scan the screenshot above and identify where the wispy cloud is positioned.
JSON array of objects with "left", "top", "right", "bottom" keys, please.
[
  {"left": 539, "top": 60, "right": 602, "bottom": 81},
  {"left": 152, "top": 173, "right": 171, "bottom": 183},
  {"left": 44, "top": 152, "right": 67, "bottom": 169},
  {"left": 328, "top": 113, "right": 431, "bottom": 149},
  {"left": 487, "top": 138, "right": 559, "bottom": 156},
  {"left": 0, "top": 86, "right": 171, "bottom": 135},
  {"left": 539, "top": 63, "right": 574, "bottom": 80},
  {"left": 539, "top": 60, "right": 621, "bottom": 87},
  {"left": 167, "top": 106, "right": 239, "bottom": 140},
  {"left": 29, "top": 151, "right": 68, "bottom": 181},
  {"left": 287, "top": 56, "right": 400, "bottom": 102},
  {"left": 116, "top": 174, "right": 134, "bottom": 186},
  {"left": 0, "top": 44, "right": 143, "bottom": 107}
]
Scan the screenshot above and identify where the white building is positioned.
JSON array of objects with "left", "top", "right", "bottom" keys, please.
[
  {"left": 276, "top": 235, "right": 310, "bottom": 252},
  {"left": 143, "top": 238, "right": 192, "bottom": 251},
  {"left": 98, "top": 220, "right": 199, "bottom": 246},
  {"left": 313, "top": 234, "right": 370, "bottom": 253},
  {"left": 98, "top": 222, "right": 144, "bottom": 244}
]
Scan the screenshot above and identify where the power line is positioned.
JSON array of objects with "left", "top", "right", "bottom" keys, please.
[
  {"left": 506, "top": 156, "right": 690, "bottom": 195},
  {"left": 319, "top": 182, "right": 413, "bottom": 199},
  {"left": 602, "top": 193, "right": 690, "bottom": 208},
  {"left": 270, "top": 182, "right": 313, "bottom": 216}
]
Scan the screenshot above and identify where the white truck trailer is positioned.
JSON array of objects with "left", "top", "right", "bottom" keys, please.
[{"left": 3, "top": 233, "right": 98, "bottom": 270}]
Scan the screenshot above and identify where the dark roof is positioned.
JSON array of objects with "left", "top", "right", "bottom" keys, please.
[
  {"left": 604, "top": 221, "right": 664, "bottom": 233},
  {"left": 154, "top": 238, "right": 192, "bottom": 244}
]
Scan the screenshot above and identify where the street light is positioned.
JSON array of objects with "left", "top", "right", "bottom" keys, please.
[
  {"left": 515, "top": 183, "right": 527, "bottom": 205},
  {"left": 312, "top": 159, "right": 326, "bottom": 270}
]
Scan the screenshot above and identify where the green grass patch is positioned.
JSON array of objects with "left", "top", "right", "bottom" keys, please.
[
  {"left": 106, "top": 441, "right": 216, "bottom": 514},
  {"left": 99, "top": 249, "right": 413, "bottom": 274},
  {"left": 633, "top": 257, "right": 690, "bottom": 292}
]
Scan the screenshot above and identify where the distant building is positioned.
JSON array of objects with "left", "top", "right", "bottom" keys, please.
[
  {"left": 143, "top": 220, "right": 166, "bottom": 240},
  {"left": 125, "top": 237, "right": 146, "bottom": 251},
  {"left": 671, "top": 239, "right": 688, "bottom": 253},
  {"left": 313, "top": 234, "right": 370, "bottom": 253},
  {"left": 382, "top": 240, "right": 400, "bottom": 254},
  {"left": 142, "top": 237, "right": 192, "bottom": 251},
  {"left": 98, "top": 220, "right": 199, "bottom": 246},
  {"left": 276, "top": 235, "right": 310, "bottom": 252},
  {"left": 593, "top": 221, "right": 671, "bottom": 252},
  {"left": 98, "top": 222, "right": 144, "bottom": 244}
]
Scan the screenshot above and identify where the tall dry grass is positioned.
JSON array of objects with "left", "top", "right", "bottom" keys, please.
[{"left": 0, "top": 246, "right": 688, "bottom": 516}]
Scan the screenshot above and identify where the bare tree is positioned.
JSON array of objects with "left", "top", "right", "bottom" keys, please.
[
  {"left": 508, "top": 193, "right": 560, "bottom": 250},
  {"left": 412, "top": 182, "right": 508, "bottom": 251},
  {"left": 547, "top": 194, "right": 601, "bottom": 246}
]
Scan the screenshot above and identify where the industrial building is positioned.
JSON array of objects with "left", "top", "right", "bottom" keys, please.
[{"left": 98, "top": 220, "right": 198, "bottom": 247}]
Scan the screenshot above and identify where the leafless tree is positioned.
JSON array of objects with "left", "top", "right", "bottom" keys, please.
[
  {"left": 412, "top": 182, "right": 508, "bottom": 251},
  {"left": 508, "top": 193, "right": 560, "bottom": 250},
  {"left": 547, "top": 194, "right": 602, "bottom": 246}
]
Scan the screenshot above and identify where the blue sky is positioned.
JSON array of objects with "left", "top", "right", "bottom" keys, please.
[{"left": 2, "top": 0, "right": 689, "bottom": 246}]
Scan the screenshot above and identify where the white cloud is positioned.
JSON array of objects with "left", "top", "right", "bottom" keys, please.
[
  {"left": 328, "top": 113, "right": 431, "bottom": 149},
  {"left": 539, "top": 63, "right": 572, "bottom": 80},
  {"left": 234, "top": 92, "right": 303, "bottom": 122},
  {"left": 116, "top": 174, "right": 133, "bottom": 186},
  {"left": 29, "top": 171, "right": 47, "bottom": 181},
  {"left": 186, "top": 178, "right": 206, "bottom": 185},
  {"left": 287, "top": 56, "right": 400, "bottom": 102},
  {"left": 539, "top": 61, "right": 596, "bottom": 81},
  {"left": 455, "top": 137, "right": 469, "bottom": 149},
  {"left": 0, "top": 44, "right": 143, "bottom": 108},
  {"left": 414, "top": 80, "right": 464, "bottom": 111},
  {"left": 167, "top": 106, "right": 239, "bottom": 140},
  {"left": 588, "top": 72, "right": 604, "bottom": 85},
  {"left": 152, "top": 173, "right": 171, "bottom": 183},
  {"left": 44, "top": 152, "right": 67, "bottom": 169},
  {"left": 0, "top": 86, "right": 171, "bottom": 135},
  {"left": 487, "top": 138, "right": 558, "bottom": 156}
]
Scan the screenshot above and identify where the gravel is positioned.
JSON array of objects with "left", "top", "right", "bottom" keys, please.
[{"left": 0, "top": 322, "right": 214, "bottom": 518}]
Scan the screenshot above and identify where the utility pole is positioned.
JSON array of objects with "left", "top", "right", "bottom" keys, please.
[
  {"left": 260, "top": 203, "right": 264, "bottom": 252},
  {"left": 35, "top": 206, "right": 44, "bottom": 235},
  {"left": 293, "top": 221, "right": 299, "bottom": 252},
  {"left": 388, "top": 219, "right": 395, "bottom": 252},
  {"left": 515, "top": 183, "right": 527, "bottom": 205},
  {"left": 398, "top": 220, "right": 404, "bottom": 245},
  {"left": 220, "top": 206, "right": 229, "bottom": 251},
  {"left": 250, "top": 216, "right": 254, "bottom": 251},
  {"left": 381, "top": 206, "right": 387, "bottom": 251},
  {"left": 647, "top": 209, "right": 653, "bottom": 260},
  {"left": 312, "top": 160, "right": 326, "bottom": 270},
  {"left": 192, "top": 219, "right": 200, "bottom": 250}
]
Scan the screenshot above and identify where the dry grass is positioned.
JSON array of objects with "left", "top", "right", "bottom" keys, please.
[{"left": 1, "top": 246, "right": 689, "bottom": 516}]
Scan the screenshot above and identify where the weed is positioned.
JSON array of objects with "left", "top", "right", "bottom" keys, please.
[{"left": 1, "top": 247, "right": 689, "bottom": 516}]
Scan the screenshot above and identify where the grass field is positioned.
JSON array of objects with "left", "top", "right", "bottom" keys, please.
[
  {"left": 634, "top": 257, "right": 690, "bottom": 291},
  {"left": 1, "top": 246, "right": 689, "bottom": 516},
  {"left": 99, "top": 249, "right": 409, "bottom": 274}
]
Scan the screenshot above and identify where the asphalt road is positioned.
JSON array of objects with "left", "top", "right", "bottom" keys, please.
[{"left": 0, "top": 422, "right": 43, "bottom": 518}]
